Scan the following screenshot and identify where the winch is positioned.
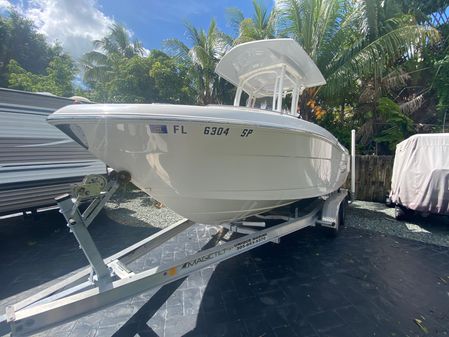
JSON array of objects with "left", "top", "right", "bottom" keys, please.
[{"left": 72, "top": 174, "right": 108, "bottom": 200}]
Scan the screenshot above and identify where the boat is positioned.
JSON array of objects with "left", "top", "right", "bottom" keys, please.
[
  {"left": 0, "top": 88, "right": 106, "bottom": 215},
  {"left": 389, "top": 133, "right": 449, "bottom": 218},
  {"left": 47, "top": 39, "right": 350, "bottom": 224}
]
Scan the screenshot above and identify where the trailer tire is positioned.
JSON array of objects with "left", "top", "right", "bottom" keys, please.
[
  {"left": 394, "top": 205, "right": 407, "bottom": 220},
  {"left": 385, "top": 196, "right": 394, "bottom": 208},
  {"left": 338, "top": 198, "right": 347, "bottom": 227}
]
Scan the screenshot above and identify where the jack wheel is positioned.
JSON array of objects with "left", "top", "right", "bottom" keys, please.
[{"left": 117, "top": 171, "right": 131, "bottom": 184}]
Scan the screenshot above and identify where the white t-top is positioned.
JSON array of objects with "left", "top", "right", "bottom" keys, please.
[{"left": 215, "top": 39, "right": 326, "bottom": 98}]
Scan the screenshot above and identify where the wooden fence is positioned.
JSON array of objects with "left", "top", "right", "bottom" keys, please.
[{"left": 344, "top": 155, "right": 394, "bottom": 202}]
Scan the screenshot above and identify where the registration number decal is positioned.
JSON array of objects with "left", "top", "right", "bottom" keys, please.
[
  {"left": 204, "top": 126, "right": 230, "bottom": 136},
  {"left": 149, "top": 124, "right": 255, "bottom": 138}
]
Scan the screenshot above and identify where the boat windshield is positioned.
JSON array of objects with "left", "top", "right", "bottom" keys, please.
[{"left": 215, "top": 39, "right": 326, "bottom": 116}]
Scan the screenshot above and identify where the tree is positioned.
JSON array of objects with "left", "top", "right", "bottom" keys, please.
[
  {"left": 7, "top": 52, "right": 76, "bottom": 96},
  {"left": 0, "top": 10, "right": 62, "bottom": 87},
  {"left": 275, "top": 0, "right": 348, "bottom": 120},
  {"left": 164, "top": 19, "right": 233, "bottom": 105},
  {"left": 148, "top": 50, "right": 195, "bottom": 104},
  {"left": 330, "top": 0, "right": 439, "bottom": 153},
  {"left": 277, "top": 0, "right": 438, "bottom": 154},
  {"left": 0, "top": 10, "right": 76, "bottom": 96},
  {"left": 82, "top": 44, "right": 194, "bottom": 104},
  {"left": 227, "top": 0, "right": 278, "bottom": 45},
  {"left": 399, "top": 0, "right": 449, "bottom": 26},
  {"left": 321, "top": 0, "right": 438, "bottom": 98},
  {"left": 373, "top": 97, "right": 414, "bottom": 152},
  {"left": 396, "top": 1, "right": 449, "bottom": 131},
  {"left": 81, "top": 24, "right": 144, "bottom": 86}
]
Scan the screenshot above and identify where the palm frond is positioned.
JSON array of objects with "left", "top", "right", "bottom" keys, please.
[
  {"left": 226, "top": 7, "right": 245, "bottom": 35},
  {"left": 163, "top": 38, "right": 191, "bottom": 64},
  {"left": 381, "top": 68, "right": 410, "bottom": 90},
  {"left": 184, "top": 21, "right": 203, "bottom": 47},
  {"left": 110, "top": 23, "right": 131, "bottom": 54},
  {"left": 400, "top": 94, "right": 424, "bottom": 114},
  {"left": 324, "top": 24, "right": 439, "bottom": 97},
  {"left": 277, "top": 0, "right": 343, "bottom": 60},
  {"left": 81, "top": 50, "right": 109, "bottom": 66}
]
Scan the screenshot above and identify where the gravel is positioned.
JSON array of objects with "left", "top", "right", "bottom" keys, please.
[
  {"left": 105, "top": 189, "right": 183, "bottom": 229},
  {"left": 105, "top": 188, "right": 449, "bottom": 248},
  {"left": 346, "top": 201, "right": 449, "bottom": 248}
]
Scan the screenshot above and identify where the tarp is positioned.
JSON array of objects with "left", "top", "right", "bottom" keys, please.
[{"left": 390, "top": 133, "right": 449, "bottom": 215}]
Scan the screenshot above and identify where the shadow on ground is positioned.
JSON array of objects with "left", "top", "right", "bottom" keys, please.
[
  {"left": 113, "top": 226, "right": 449, "bottom": 337},
  {"left": 1, "top": 206, "right": 449, "bottom": 337},
  {"left": 0, "top": 209, "right": 157, "bottom": 301}
]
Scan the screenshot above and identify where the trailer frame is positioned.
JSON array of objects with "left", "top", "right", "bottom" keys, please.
[{"left": 1, "top": 169, "right": 349, "bottom": 336}]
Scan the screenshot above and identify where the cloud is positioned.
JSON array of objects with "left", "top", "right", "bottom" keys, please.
[
  {"left": 0, "top": 0, "right": 12, "bottom": 11},
  {"left": 20, "top": 0, "right": 115, "bottom": 60}
]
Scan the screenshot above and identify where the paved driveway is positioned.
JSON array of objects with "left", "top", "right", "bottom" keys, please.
[{"left": 1, "top": 207, "right": 448, "bottom": 337}]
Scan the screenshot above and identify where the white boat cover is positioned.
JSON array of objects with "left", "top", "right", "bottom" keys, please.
[
  {"left": 215, "top": 39, "right": 326, "bottom": 98},
  {"left": 389, "top": 133, "right": 449, "bottom": 215}
]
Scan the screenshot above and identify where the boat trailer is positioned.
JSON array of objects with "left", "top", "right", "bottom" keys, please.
[{"left": 1, "top": 171, "right": 350, "bottom": 336}]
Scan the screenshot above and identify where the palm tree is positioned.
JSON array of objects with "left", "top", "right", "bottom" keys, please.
[
  {"left": 227, "top": 0, "right": 278, "bottom": 45},
  {"left": 324, "top": 0, "right": 438, "bottom": 152},
  {"left": 277, "top": 0, "right": 342, "bottom": 65},
  {"left": 277, "top": 0, "right": 439, "bottom": 125},
  {"left": 164, "top": 19, "right": 232, "bottom": 105},
  {"left": 81, "top": 24, "right": 144, "bottom": 85},
  {"left": 322, "top": 0, "right": 438, "bottom": 98},
  {"left": 276, "top": 0, "right": 344, "bottom": 119}
]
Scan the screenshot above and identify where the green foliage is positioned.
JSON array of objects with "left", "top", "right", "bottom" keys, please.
[
  {"left": 0, "top": 10, "right": 76, "bottom": 95},
  {"left": 82, "top": 48, "right": 193, "bottom": 104},
  {"left": 101, "top": 55, "right": 154, "bottom": 103},
  {"left": 81, "top": 24, "right": 194, "bottom": 104},
  {"left": 0, "top": 11, "right": 54, "bottom": 85},
  {"left": 81, "top": 24, "right": 144, "bottom": 87},
  {"left": 374, "top": 97, "right": 414, "bottom": 152},
  {"left": 399, "top": 0, "right": 449, "bottom": 26},
  {"left": 7, "top": 54, "right": 75, "bottom": 96},
  {"left": 316, "top": 106, "right": 355, "bottom": 150},
  {"left": 320, "top": 1, "right": 439, "bottom": 101},
  {"left": 227, "top": 0, "right": 278, "bottom": 45},
  {"left": 164, "top": 19, "right": 232, "bottom": 105},
  {"left": 433, "top": 54, "right": 449, "bottom": 117},
  {"left": 425, "top": 22, "right": 449, "bottom": 126},
  {"left": 276, "top": 0, "right": 348, "bottom": 119},
  {"left": 148, "top": 51, "right": 194, "bottom": 104},
  {"left": 277, "top": 0, "right": 343, "bottom": 63}
]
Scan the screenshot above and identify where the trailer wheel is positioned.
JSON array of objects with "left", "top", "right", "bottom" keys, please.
[
  {"left": 394, "top": 205, "right": 407, "bottom": 220},
  {"left": 385, "top": 196, "right": 394, "bottom": 208},
  {"left": 338, "top": 198, "right": 347, "bottom": 227}
]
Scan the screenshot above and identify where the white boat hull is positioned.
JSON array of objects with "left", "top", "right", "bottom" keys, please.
[{"left": 49, "top": 104, "right": 349, "bottom": 223}]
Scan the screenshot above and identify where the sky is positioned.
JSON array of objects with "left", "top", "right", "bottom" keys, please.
[{"left": 0, "top": 0, "right": 271, "bottom": 60}]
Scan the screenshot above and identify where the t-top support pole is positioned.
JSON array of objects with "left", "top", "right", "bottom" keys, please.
[
  {"left": 234, "top": 86, "right": 243, "bottom": 107},
  {"left": 276, "top": 65, "right": 286, "bottom": 112}
]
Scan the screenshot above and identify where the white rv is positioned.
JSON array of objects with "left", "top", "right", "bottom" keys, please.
[{"left": 0, "top": 88, "right": 106, "bottom": 215}]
